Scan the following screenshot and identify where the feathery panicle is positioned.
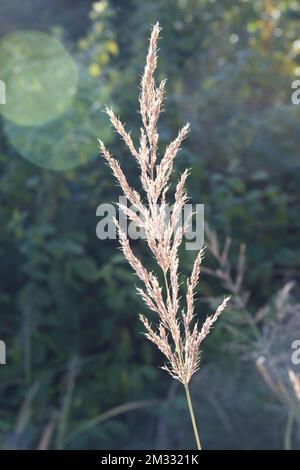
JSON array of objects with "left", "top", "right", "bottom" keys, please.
[
  {"left": 197, "top": 296, "right": 230, "bottom": 346},
  {"left": 185, "top": 247, "right": 205, "bottom": 325},
  {"left": 99, "top": 23, "right": 229, "bottom": 386}
]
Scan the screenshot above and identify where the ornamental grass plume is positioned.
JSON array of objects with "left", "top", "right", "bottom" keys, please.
[{"left": 98, "top": 22, "right": 230, "bottom": 450}]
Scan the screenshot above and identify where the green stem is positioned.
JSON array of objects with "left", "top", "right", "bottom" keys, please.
[{"left": 184, "top": 384, "right": 202, "bottom": 450}]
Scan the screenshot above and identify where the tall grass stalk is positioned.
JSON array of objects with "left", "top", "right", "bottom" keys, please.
[{"left": 98, "top": 23, "right": 229, "bottom": 449}]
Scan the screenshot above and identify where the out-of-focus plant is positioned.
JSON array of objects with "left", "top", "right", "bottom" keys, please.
[{"left": 203, "top": 225, "right": 300, "bottom": 449}]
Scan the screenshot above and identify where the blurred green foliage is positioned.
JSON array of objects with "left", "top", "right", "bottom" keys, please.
[{"left": 0, "top": 0, "right": 300, "bottom": 449}]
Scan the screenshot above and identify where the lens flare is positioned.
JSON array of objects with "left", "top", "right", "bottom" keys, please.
[{"left": 0, "top": 30, "right": 78, "bottom": 126}]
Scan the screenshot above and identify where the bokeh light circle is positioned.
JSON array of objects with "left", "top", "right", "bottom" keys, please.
[
  {"left": 3, "top": 67, "right": 113, "bottom": 171},
  {"left": 0, "top": 30, "right": 78, "bottom": 126}
]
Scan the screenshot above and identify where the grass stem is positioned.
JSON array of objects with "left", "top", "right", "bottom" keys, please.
[{"left": 184, "top": 384, "right": 202, "bottom": 450}]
